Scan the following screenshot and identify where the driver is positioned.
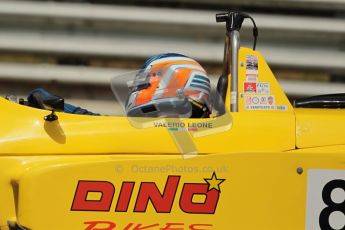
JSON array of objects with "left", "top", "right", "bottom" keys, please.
[
  {"left": 126, "top": 53, "right": 211, "bottom": 118},
  {"left": 14, "top": 53, "right": 211, "bottom": 118}
]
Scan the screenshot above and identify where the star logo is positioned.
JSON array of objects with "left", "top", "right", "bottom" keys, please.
[{"left": 204, "top": 172, "right": 226, "bottom": 192}]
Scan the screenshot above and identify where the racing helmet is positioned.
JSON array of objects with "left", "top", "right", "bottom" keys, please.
[{"left": 126, "top": 53, "right": 211, "bottom": 118}]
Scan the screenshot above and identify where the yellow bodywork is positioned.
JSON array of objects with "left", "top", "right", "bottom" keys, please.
[
  {"left": 0, "top": 48, "right": 344, "bottom": 230},
  {"left": 295, "top": 108, "right": 345, "bottom": 149}
]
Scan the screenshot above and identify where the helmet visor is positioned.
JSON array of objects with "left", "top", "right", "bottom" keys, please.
[{"left": 111, "top": 68, "right": 193, "bottom": 118}]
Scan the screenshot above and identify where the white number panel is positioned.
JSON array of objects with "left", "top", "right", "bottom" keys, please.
[{"left": 306, "top": 169, "right": 345, "bottom": 230}]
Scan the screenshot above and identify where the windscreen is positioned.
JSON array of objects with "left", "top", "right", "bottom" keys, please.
[{"left": 110, "top": 69, "right": 232, "bottom": 158}]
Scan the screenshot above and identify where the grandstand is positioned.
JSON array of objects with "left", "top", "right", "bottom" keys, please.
[{"left": 0, "top": 0, "right": 344, "bottom": 114}]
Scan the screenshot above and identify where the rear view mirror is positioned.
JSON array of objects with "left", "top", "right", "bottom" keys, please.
[{"left": 28, "top": 90, "right": 64, "bottom": 112}]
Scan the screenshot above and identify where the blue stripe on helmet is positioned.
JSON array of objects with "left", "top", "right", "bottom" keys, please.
[
  {"left": 192, "top": 79, "right": 210, "bottom": 86},
  {"left": 190, "top": 84, "right": 210, "bottom": 92},
  {"left": 194, "top": 75, "right": 210, "bottom": 83},
  {"left": 141, "top": 53, "right": 189, "bottom": 69}
]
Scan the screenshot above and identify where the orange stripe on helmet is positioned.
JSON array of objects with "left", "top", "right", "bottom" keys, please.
[
  {"left": 135, "top": 74, "right": 160, "bottom": 106},
  {"left": 134, "top": 59, "right": 206, "bottom": 106}
]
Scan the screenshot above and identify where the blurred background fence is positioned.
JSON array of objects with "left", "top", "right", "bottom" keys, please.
[{"left": 0, "top": 0, "right": 344, "bottom": 114}]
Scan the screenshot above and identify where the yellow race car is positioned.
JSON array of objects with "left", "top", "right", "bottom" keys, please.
[{"left": 0, "top": 11, "right": 344, "bottom": 230}]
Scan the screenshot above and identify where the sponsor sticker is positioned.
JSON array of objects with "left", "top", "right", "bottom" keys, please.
[
  {"left": 245, "top": 96, "right": 274, "bottom": 106},
  {"left": 268, "top": 96, "right": 274, "bottom": 105},
  {"left": 260, "top": 96, "right": 267, "bottom": 104},
  {"left": 244, "top": 95, "right": 288, "bottom": 111},
  {"left": 244, "top": 82, "right": 257, "bottom": 93},
  {"left": 275, "top": 105, "right": 288, "bottom": 111},
  {"left": 246, "top": 55, "right": 258, "bottom": 76},
  {"left": 245, "top": 105, "right": 288, "bottom": 111},
  {"left": 244, "top": 82, "right": 270, "bottom": 94},
  {"left": 257, "top": 82, "right": 270, "bottom": 94},
  {"left": 230, "top": 92, "right": 237, "bottom": 104},
  {"left": 72, "top": 173, "right": 225, "bottom": 218},
  {"left": 246, "top": 76, "right": 258, "bottom": 82},
  {"left": 251, "top": 96, "right": 260, "bottom": 105}
]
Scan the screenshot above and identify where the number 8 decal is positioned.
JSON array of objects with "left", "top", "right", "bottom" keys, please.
[{"left": 319, "top": 179, "right": 345, "bottom": 230}]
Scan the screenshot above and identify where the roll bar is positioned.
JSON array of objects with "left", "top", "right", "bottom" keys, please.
[{"left": 216, "top": 12, "right": 258, "bottom": 112}]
